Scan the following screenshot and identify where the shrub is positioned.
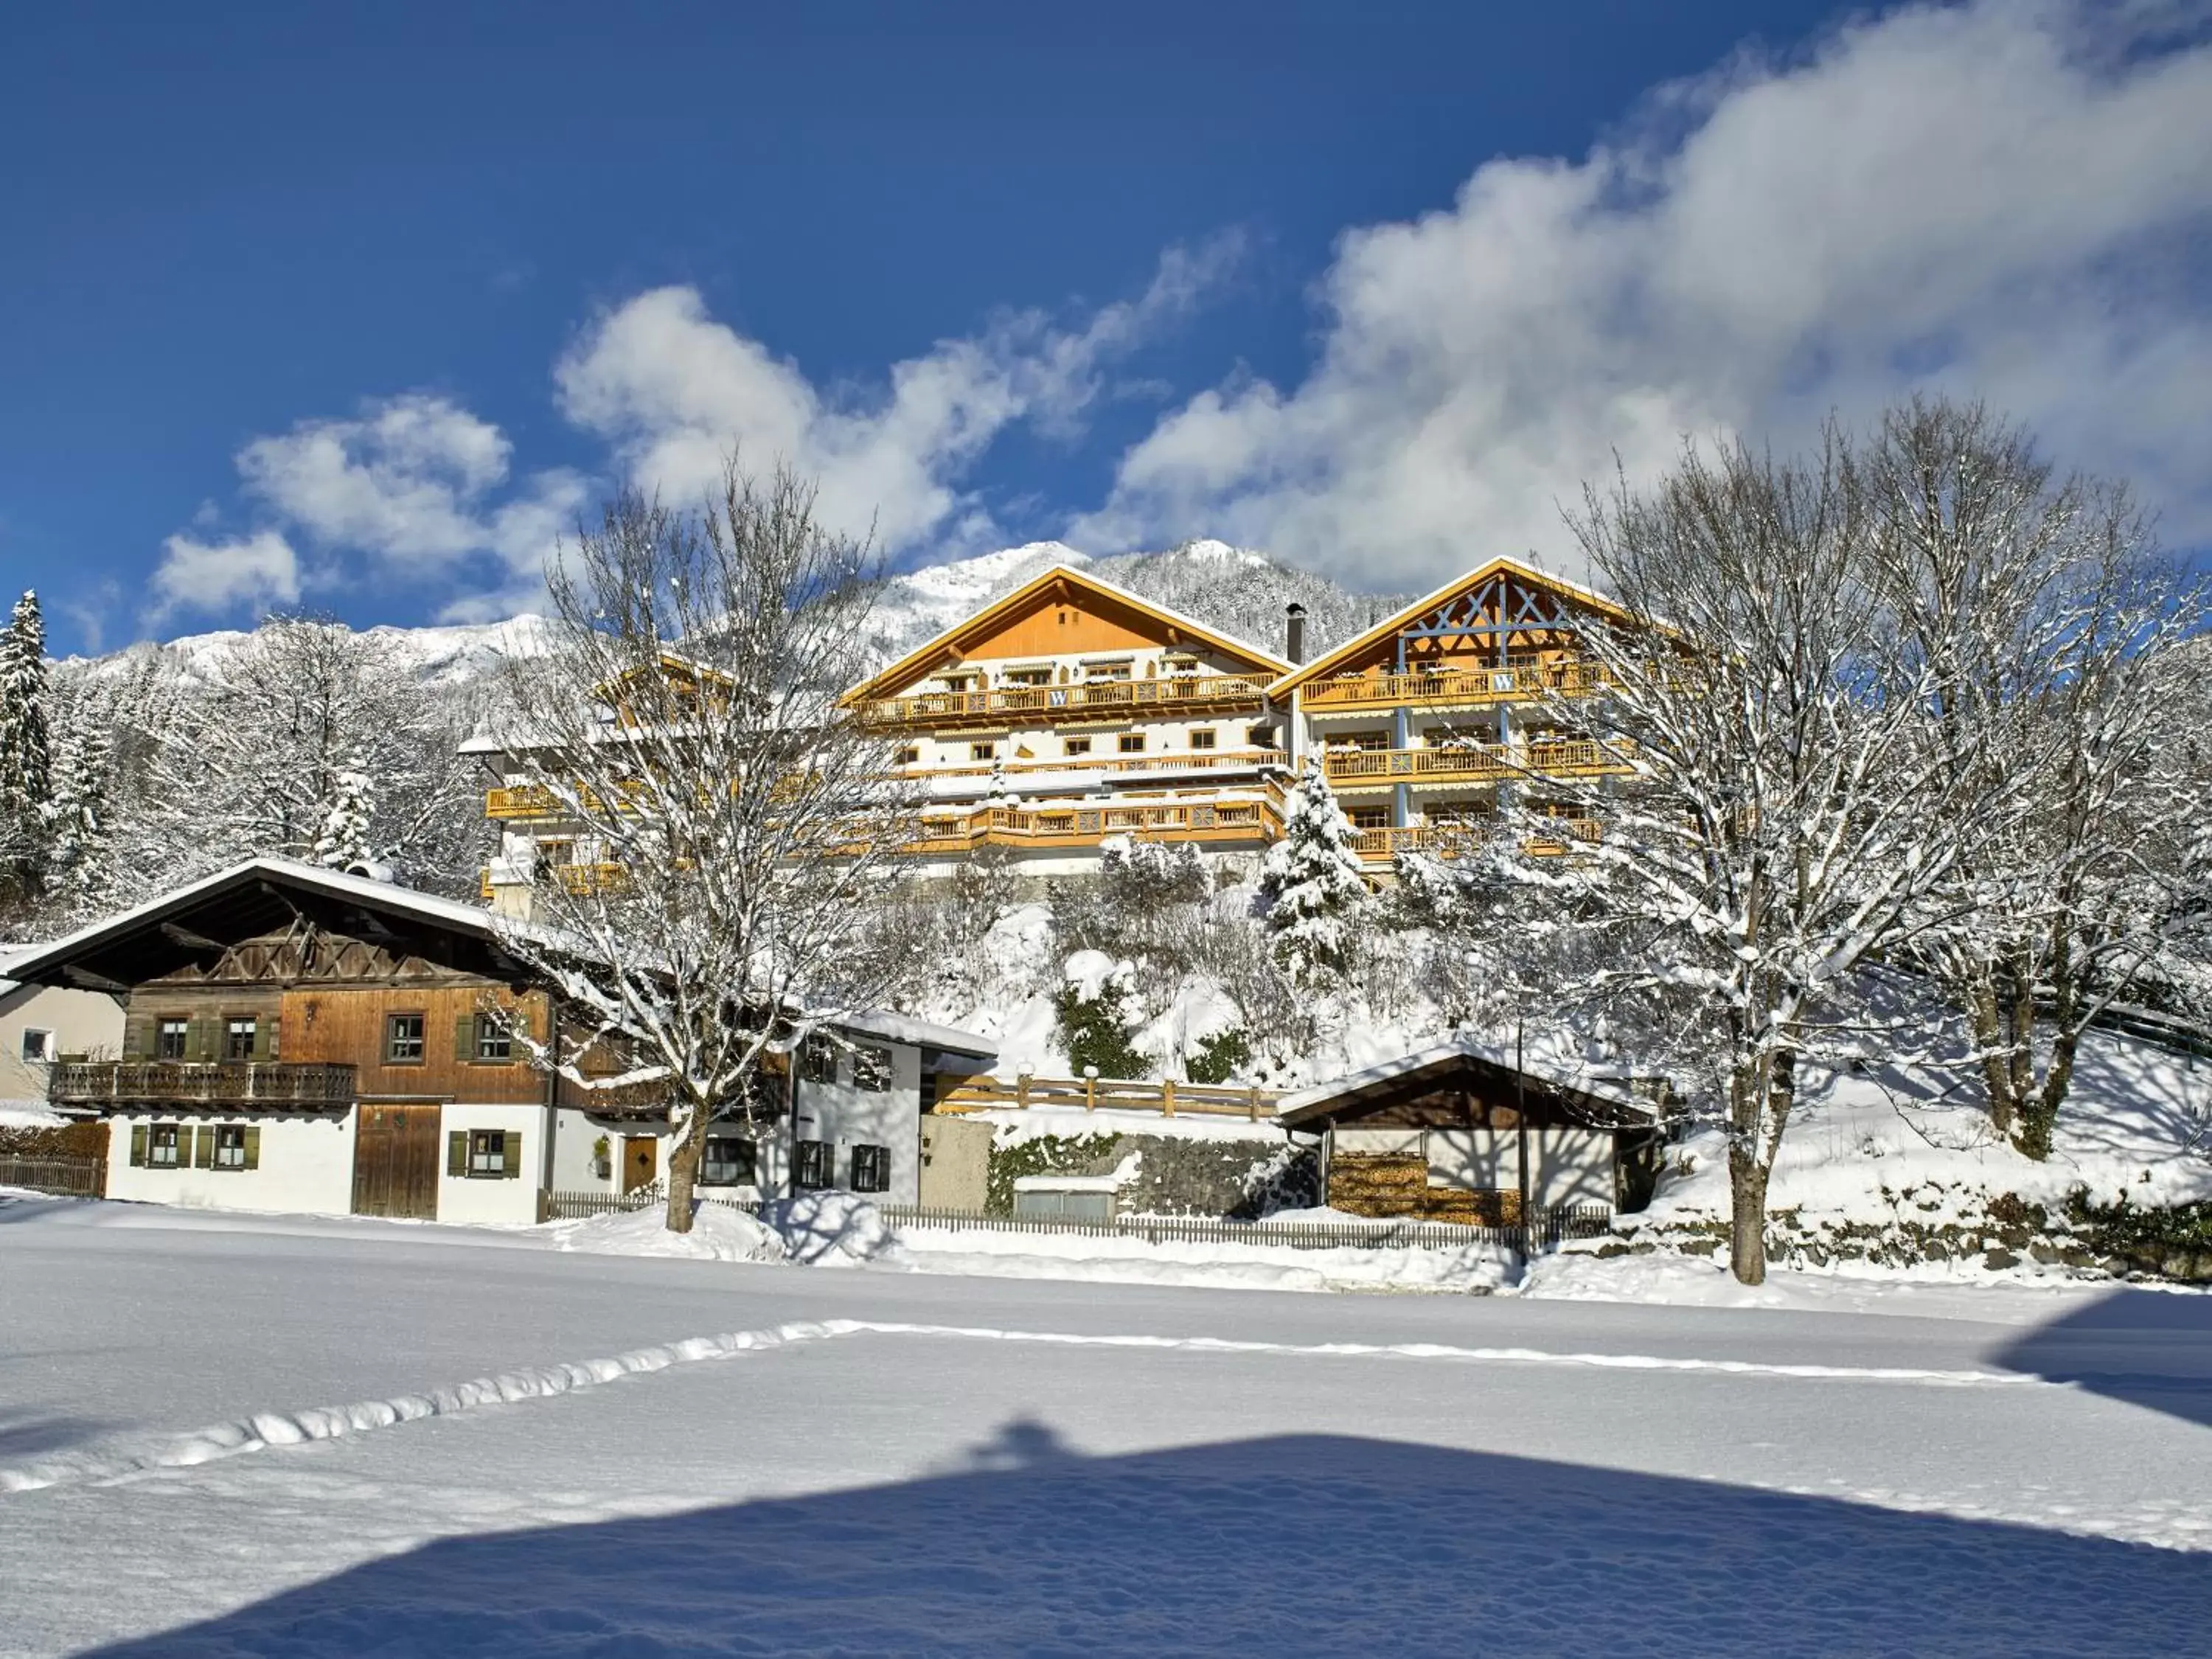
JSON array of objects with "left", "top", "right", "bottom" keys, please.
[{"left": 1185, "top": 1026, "right": 1253, "bottom": 1085}]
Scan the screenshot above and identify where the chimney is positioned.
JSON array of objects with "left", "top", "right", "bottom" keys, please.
[{"left": 1284, "top": 602, "right": 1307, "bottom": 665}]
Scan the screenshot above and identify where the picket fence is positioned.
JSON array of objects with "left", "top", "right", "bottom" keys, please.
[
  {"left": 542, "top": 1186, "right": 1613, "bottom": 1253},
  {"left": 0, "top": 1155, "right": 105, "bottom": 1197}
]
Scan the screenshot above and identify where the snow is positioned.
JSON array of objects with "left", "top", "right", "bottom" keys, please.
[
  {"left": 549, "top": 1202, "right": 785, "bottom": 1264},
  {"left": 4, "top": 1199, "right": 2209, "bottom": 1654}
]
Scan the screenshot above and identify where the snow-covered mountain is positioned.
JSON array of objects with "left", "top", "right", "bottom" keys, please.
[{"left": 58, "top": 542, "right": 1411, "bottom": 689}]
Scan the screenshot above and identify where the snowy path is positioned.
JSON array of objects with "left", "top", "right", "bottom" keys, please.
[{"left": 3, "top": 1201, "right": 2210, "bottom": 1655}]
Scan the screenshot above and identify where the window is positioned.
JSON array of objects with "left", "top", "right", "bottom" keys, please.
[
  {"left": 894, "top": 745, "right": 919, "bottom": 765},
  {"left": 473, "top": 1019, "right": 512, "bottom": 1062},
  {"left": 800, "top": 1033, "right": 838, "bottom": 1084},
  {"left": 156, "top": 1019, "right": 189, "bottom": 1060},
  {"left": 1347, "top": 806, "right": 1391, "bottom": 830},
  {"left": 224, "top": 1017, "right": 257, "bottom": 1061},
  {"left": 386, "top": 1013, "right": 425, "bottom": 1063},
  {"left": 148, "top": 1123, "right": 181, "bottom": 1167},
  {"left": 851, "top": 1144, "right": 891, "bottom": 1193},
  {"left": 1248, "top": 726, "right": 1277, "bottom": 750},
  {"left": 468, "top": 1129, "right": 508, "bottom": 1177},
  {"left": 969, "top": 741, "right": 996, "bottom": 762},
  {"left": 853, "top": 1046, "right": 893, "bottom": 1093},
  {"left": 1119, "top": 733, "right": 1146, "bottom": 754},
  {"left": 1063, "top": 737, "right": 1091, "bottom": 757},
  {"left": 213, "top": 1124, "right": 248, "bottom": 1169},
  {"left": 1189, "top": 729, "right": 1217, "bottom": 751},
  {"left": 1083, "top": 660, "right": 1132, "bottom": 682},
  {"left": 20, "top": 1029, "right": 53, "bottom": 1065},
  {"left": 1004, "top": 667, "right": 1051, "bottom": 687},
  {"left": 701, "top": 1135, "right": 757, "bottom": 1186},
  {"left": 794, "top": 1138, "right": 833, "bottom": 1190}
]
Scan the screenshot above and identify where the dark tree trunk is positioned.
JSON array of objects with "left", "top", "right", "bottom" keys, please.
[{"left": 664, "top": 1107, "right": 708, "bottom": 1234}]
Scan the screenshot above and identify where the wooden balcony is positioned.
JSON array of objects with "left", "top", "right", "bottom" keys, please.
[
  {"left": 1322, "top": 740, "right": 1630, "bottom": 790},
  {"left": 907, "top": 796, "right": 1284, "bottom": 857},
  {"left": 487, "top": 785, "right": 565, "bottom": 820},
  {"left": 900, "top": 748, "right": 1284, "bottom": 784},
  {"left": 49, "top": 1062, "right": 358, "bottom": 1109},
  {"left": 858, "top": 674, "right": 1270, "bottom": 731},
  {"left": 1352, "top": 820, "right": 1602, "bottom": 863},
  {"left": 480, "top": 862, "right": 630, "bottom": 896},
  {"left": 1301, "top": 660, "right": 1612, "bottom": 714}
]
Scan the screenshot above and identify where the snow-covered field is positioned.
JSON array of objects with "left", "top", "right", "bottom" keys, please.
[{"left": 3, "top": 1195, "right": 2208, "bottom": 1655}]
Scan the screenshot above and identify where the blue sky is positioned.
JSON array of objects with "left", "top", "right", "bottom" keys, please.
[{"left": 4, "top": 1, "right": 2209, "bottom": 655}]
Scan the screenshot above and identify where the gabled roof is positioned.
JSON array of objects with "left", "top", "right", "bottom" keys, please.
[
  {"left": 1268, "top": 555, "right": 1636, "bottom": 698},
  {"left": 844, "top": 564, "right": 1290, "bottom": 704},
  {"left": 1276, "top": 1034, "right": 1647, "bottom": 1130}
]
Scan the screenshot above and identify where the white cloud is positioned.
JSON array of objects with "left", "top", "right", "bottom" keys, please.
[
  {"left": 148, "top": 529, "right": 301, "bottom": 622},
  {"left": 554, "top": 239, "right": 1239, "bottom": 554},
  {"left": 190, "top": 392, "right": 590, "bottom": 623},
  {"left": 1075, "top": 0, "right": 2212, "bottom": 590}
]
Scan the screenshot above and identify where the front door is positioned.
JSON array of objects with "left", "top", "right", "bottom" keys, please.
[
  {"left": 353, "top": 1104, "right": 442, "bottom": 1220},
  {"left": 622, "top": 1135, "right": 658, "bottom": 1194}
]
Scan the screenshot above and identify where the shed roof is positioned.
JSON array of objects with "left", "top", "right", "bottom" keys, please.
[{"left": 1276, "top": 1036, "right": 1649, "bottom": 1130}]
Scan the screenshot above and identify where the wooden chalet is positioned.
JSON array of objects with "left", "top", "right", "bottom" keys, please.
[
  {"left": 6, "top": 859, "right": 994, "bottom": 1222},
  {"left": 1269, "top": 557, "right": 1639, "bottom": 862},
  {"left": 1277, "top": 1037, "right": 1663, "bottom": 1223},
  {"left": 841, "top": 564, "right": 1294, "bottom": 875}
]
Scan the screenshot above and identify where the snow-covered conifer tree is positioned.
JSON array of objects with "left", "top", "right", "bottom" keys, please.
[
  {"left": 1256, "top": 759, "right": 1371, "bottom": 987},
  {"left": 0, "top": 590, "right": 53, "bottom": 902},
  {"left": 312, "top": 754, "right": 378, "bottom": 871},
  {"left": 45, "top": 708, "right": 116, "bottom": 921}
]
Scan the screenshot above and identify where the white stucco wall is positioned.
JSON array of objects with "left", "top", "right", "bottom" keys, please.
[
  {"left": 795, "top": 1037, "right": 924, "bottom": 1206},
  {"left": 104, "top": 1110, "right": 357, "bottom": 1214},
  {"left": 1, "top": 982, "right": 124, "bottom": 1105},
  {"left": 435, "top": 1102, "right": 549, "bottom": 1225}
]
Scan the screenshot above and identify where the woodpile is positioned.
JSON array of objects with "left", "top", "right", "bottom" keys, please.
[{"left": 1327, "top": 1154, "right": 1520, "bottom": 1224}]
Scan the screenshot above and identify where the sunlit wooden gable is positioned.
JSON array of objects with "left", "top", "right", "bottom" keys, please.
[
  {"left": 1271, "top": 557, "right": 1635, "bottom": 712},
  {"left": 844, "top": 566, "right": 1289, "bottom": 728}
]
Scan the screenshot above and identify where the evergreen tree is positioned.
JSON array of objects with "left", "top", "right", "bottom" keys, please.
[
  {"left": 312, "top": 754, "right": 378, "bottom": 871},
  {"left": 0, "top": 590, "right": 53, "bottom": 901},
  {"left": 47, "top": 717, "right": 114, "bottom": 919},
  {"left": 1256, "top": 758, "right": 1372, "bottom": 987}
]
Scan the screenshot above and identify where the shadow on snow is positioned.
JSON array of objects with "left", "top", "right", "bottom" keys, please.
[
  {"left": 1995, "top": 1284, "right": 2212, "bottom": 1430},
  {"left": 88, "top": 1421, "right": 2211, "bottom": 1658}
]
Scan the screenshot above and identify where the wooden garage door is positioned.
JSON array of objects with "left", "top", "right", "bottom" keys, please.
[{"left": 352, "top": 1104, "right": 442, "bottom": 1220}]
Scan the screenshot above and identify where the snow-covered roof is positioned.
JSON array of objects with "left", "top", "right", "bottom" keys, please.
[
  {"left": 1, "top": 858, "right": 509, "bottom": 987},
  {"left": 1, "top": 858, "right": 995, "bottom": 1059},
  {"left": 1276, "top": 1035, "right": 1646, "bottom": 1127},
  {"left": 838, "top": 1007, "right": 998, "bottom": 1061}
]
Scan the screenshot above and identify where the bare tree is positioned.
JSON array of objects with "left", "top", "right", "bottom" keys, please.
[
  {"left": 492, "top": 461, "right": 916, "bottom": 1234},
  {"left": 126, "top": 615, "right": 481, "bottom": 893},
  {"left": 1542, "top": 428, "right": 2026, "bottom": 1284},
  {"left": 1861, "top": 398, "right": 2208, "bottom": 1158}
]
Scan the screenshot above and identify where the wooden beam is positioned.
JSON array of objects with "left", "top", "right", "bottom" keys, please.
[
  {"left": 159, "top": 920, "right": 225, "bottom": 952},
  {"left": 61, "top": 964, "right": 131, "bottom": 993}
]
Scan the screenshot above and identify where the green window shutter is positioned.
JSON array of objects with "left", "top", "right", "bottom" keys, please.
[
  {"left": 189, "top": 1018, "right": 216, "bottom": 1062},
  {"left": 130, "top": 1125, "right": 147, "bottom": 1166},
  {"left": 192, "top": 1126, "right": 213, "bottom": 1168},
  {"left": 502, "top": 1131, "right": 524, "bottom": 1179},
  {"left": 447, "top": 1130, "right": 467, "bottom": 1177},
  {"left": 250, "top": 1020, "right": 272, "bottom": 1062},
  {"left": 454, "top": 1014, "right": 476, "bottom": 1061},
  {"left": 243, "top": 1125, "right": 261, "bottom": 1170}
]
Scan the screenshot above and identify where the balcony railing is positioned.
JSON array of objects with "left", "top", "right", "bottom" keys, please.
[
  {"left": 859, "top": 674, "right": 1271, "bottom": 731},
  {"left": 900, "top": 748, "right": 1284, "bottom": 783},
  {"left": 1301, "top": 661, "right": 1613, "bottom": 713},
  {"left": 907, "top": 796, "right": 1284, "bottom": 856},
  {"left": 482, "top": 861, "right": 630, "bottom": 895},
  {"left": 1352, "top": 821, "right": 1601, "bottom": 862},
  {"left": 1322, "top": 740, "right": 1631, "bottom": 788},
  {"left": 49, "top": 1062, "right": 358, "bottom": 1108}
]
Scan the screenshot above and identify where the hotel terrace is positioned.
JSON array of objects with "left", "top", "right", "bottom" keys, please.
[{"left": 465, "top": 556, "right": 1638, "bottom": 900}]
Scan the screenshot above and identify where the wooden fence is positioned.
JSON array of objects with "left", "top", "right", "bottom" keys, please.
[
  {"left": 935, "top": 1074, "right": 1278, "bottom": 1120},
  {"left": 540, "top": 1186, "right": 1613, "bottom": 1252},
  {"left": 0, "top": 1155, "right": 105, "bottom": 1197}
]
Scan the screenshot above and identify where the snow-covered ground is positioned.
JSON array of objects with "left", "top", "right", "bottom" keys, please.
[{"left": 4, "top": 1196, "right": 2208, "bottom": 1655}]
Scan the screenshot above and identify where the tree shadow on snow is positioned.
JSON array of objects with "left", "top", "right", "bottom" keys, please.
[
  {"left": 1995, "top": 1284, "right": 2212, "bottom": 1430},
  {"left": 0, "top": 1413, "right": 112, "bottom": 1459},
  {"left": 87, "top": 1419, "right": 2211, "bottom": 1658}
]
